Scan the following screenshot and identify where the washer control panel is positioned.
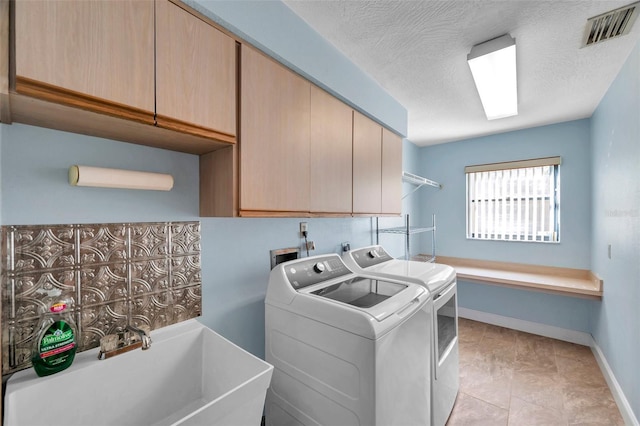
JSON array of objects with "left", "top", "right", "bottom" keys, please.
[
  {"left": 350, "top": 246, "right": 393, "bottom": 268},
  {"left": 285, "top": 255, "right": 351, "bottom": 290}
]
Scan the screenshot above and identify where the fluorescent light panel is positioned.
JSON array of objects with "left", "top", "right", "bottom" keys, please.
[{"left": 467, "top": 34, "right": 518, "bottom": 120}]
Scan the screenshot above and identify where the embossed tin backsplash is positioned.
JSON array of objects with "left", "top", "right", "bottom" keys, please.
[{"left": 1, "top": 221, "right": 201, "bottom": 375}]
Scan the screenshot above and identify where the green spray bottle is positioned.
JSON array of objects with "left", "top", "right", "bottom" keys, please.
[{"left": 31, "top": 300, "right": 78, "bottom": 377}]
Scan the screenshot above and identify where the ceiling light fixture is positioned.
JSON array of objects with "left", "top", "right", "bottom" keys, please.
[{"left": 467, "top": 34, "right": 518, "bottom": 120}]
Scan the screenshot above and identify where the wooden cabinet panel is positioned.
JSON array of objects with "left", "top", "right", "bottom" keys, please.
[
  {"left": 156, "top": 0, "right": 236, "bottom": 143},
  {"left": 240, "top": 45, "right": 310, "bottom": 213},
  {"left": 0, "top": 0, "right": 8, "bottom": 123},
  {"left": 310, "top": 85, "right": 353, "bottom": 214},
  {"left": 14, "top": 0, "right": 155, "bottom": 122},
  {"left": 200, "top": 145, "right": 237, "bottom": 217},
  {"left": 381, "top": 128, "right": 402, "bottom": 214},
  {"left": 353, "top": 111, "right": 382, "bottom": 214}
]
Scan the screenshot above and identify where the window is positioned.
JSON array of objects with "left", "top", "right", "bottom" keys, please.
[{"left": 466, "top": 157, "right": 560, "bottom": 242}]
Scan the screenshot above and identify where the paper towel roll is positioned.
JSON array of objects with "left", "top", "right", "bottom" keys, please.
[{"left": 68, "top": 165, "right": 174, "bottom": 191}]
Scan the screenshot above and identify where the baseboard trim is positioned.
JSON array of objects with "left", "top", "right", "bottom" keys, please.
[
  {"left": 458, "top": 307, "right": 592, "bottom": 345},
  {"left": 458, "top": 307, "right": 639, "bottom": 425},
  {"left": 591, "top": 341, "right": 639, "bottom": 426}
]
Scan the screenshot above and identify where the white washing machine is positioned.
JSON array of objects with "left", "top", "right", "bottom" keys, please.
[
  {"left": 343, "top": 245, "right": 459, "bottom": 426},
  {"left": 265, "top": 253, "right": 433, "bottom": 426}
]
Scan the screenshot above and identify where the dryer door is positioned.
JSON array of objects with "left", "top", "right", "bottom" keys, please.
[
  {"left": 432, "top": 281, "right": 459, "bottom": 426},
  {"left": 434, "top": 282, "right": 457, "bottom": 365}
]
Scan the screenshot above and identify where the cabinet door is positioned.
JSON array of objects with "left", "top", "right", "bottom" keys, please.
[
  {"left": 14, "top": 0, "right": 155, "bottom": 123},
  {"left": 240, "top": 45, "right": 310, "bottom": 214},
  {"left": 353, "top": 111, "right": 382, "bottom": 214},
  {"left": 155, "top": 0, "right": 236, "bottom": 143},
  {"left": 381, "top": 128, "right": 402, "bottom": 214},
  {"left": 0, "top": 0, "right": 8, "bottom": 123},
  {"left": 310, "top": 86, "right": 353, "bottom": 214}
]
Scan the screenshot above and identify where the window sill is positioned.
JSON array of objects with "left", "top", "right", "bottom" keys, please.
[{"left": 435, "top": 256, "right": 603, "bottom": 300}]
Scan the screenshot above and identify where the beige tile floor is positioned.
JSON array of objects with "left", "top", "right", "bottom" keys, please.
[{"left": 446, "top": 318, "right": 624, "bottom": 426}]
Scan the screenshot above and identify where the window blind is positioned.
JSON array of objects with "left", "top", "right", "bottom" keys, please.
[{"left": 466, "top": 158, "right": 560, "bottom": 242}]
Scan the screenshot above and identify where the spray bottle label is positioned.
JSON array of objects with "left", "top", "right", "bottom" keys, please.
[{"left": 39, "top": 321, "right": 76, "bottom": 367}]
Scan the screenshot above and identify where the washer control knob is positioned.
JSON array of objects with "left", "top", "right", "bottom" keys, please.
[
  {"left": 367, "top": 250, "right": 378, "bottom": 259},
  {"left": 313, "top": 262, "right": 326, "bottom": 273}
]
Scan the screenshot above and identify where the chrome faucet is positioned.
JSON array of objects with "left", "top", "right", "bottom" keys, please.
[
  {"left": 126, "top": 324, "right": 152, "bottom": 350},
  {"left": 98, "top": 324, "right": 152, "bottom": 359}
]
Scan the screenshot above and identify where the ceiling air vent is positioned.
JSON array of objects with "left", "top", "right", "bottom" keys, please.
[{"left": 582, "top": 1, "right": 640, "bottom": 47}]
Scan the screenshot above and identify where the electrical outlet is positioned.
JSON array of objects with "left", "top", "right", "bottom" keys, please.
[
  {"left": 306, "top": 240, "right": 315, "bottom": 251},
  {"left": 342, "top": 242, "right": 351, "bottom": 252},
  {"left": 608, "top": 244, "right": 612, "bottom": 259},
  {"left": 300, "top": 222, "right": 308, "bottom": 236}
]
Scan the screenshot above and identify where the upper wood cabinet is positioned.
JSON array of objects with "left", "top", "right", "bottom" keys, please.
[
  {"left": 155, "top": 0, "right": 236, "bottom": 143},
  {"left": 10, "top": 0, "right": 235, "bottom": 153},
  {"left": 353, "top": 113, "right": 403, "bottom": 216},
  {"left": 381, "top": 128, "right": 403, "bottom": 215},
  {"left": 0, "top": 0, "right": 8, "bottom": 123},
  {"left": 239, "top": 45, "right": 311, "bottom": 215},
  {"left": 310, "top": 85, "right": 353, "bottom": 214},
  {"left": 9, "top": 0, "right": 402, "bottom": 217},
  {"left": 353, "top": 111, "right": 382, "bottom": 214},
  {"left": 14, "top": 0, "right": 155, "bottom": 124}
]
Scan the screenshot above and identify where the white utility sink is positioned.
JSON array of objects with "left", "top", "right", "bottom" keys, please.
[{"left": 4, "top": 319, "right": 273, "bottom": 426}]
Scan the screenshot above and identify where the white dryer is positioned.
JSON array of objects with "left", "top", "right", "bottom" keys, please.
[
  {"left": 343, "top": 245, "right": 459, "bottom": 426},
  {"left": 265, "top": 254, "right": 433, "bottom": 426}
]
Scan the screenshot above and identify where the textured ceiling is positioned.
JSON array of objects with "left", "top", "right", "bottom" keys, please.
[{"left": 283, "top": 0, "right": 640, "bottom": 146}]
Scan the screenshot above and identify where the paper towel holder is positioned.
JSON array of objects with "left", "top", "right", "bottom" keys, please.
[{"left": 68, "top": 165, "right": 174, "bottom": 191}]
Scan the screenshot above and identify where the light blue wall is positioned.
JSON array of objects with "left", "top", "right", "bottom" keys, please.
[
  {"left": 418, "top": 120, "right": 593, "bottom": 332},
  {"left": 458, "top": 281, "right": 592, "bottom": 332},
  {"left": 418, "top": 119, "right": 592, "bottom": 268},
  {"left": 590, "top": 40, "right": 640, "bottom": 420},
  {"left": 0, "top": 2, "right": 410, "bottom": 360},
  {"left": 1, "top": 124, "right": 199, "bottom": 223},
  {"left": 402, "top": 138, "right": 425, "bottom": 234},
  {"left": 185, "top": 0, "right": 407, "bottom": 137}
]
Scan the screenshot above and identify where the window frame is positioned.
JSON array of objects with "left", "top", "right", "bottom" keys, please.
[{"left": 465, "top": 157, "right": 561, "bottom": 243}]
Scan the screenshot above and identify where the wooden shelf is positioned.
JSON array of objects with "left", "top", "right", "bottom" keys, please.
[{"left": 435, "top": 256, "right": 603, "bottom": 299}]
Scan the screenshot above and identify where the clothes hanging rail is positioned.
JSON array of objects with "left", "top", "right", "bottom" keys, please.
[{"left": 402, "top": 171, "right": 441, "bottom": 199}]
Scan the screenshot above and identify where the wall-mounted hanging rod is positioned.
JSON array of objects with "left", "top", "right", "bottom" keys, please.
[
  {"left": 402, "top": 171, "right": 441, "bottom": 199},
  {"left": 69, "top": 165, "right": 174, "bottom": 191}
]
